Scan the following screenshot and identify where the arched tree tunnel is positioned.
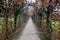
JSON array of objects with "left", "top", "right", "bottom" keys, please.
[{"left": 0, "top": 0, "right": 60, "bottom": 40}]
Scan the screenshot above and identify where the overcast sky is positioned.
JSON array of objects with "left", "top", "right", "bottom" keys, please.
[{"left": 27, "top": 0, "right": 36, "bottom": 3}]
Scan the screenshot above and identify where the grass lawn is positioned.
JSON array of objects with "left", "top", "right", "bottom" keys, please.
[
  {"left": 52, "top": 21, "right": 60, "bottom": 34},
  {"left": 0, "top": 17, "right": 14, "bottom": 35}
]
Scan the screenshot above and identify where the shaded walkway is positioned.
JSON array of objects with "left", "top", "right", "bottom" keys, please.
[{"left": 13, "top": 17, "right": 41, "bottom": 40}]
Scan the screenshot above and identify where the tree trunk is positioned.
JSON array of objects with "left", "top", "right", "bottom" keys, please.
[{"left": 44, "top": 11, "right": 52, "bottom": 40}]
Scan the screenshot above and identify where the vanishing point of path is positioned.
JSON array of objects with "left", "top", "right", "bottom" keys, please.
[{"left": 13, "top": 17, "right": 41, "bottom": 40}]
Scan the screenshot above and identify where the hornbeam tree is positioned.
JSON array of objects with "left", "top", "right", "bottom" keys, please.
[
  {"left": 0, "top": 0, "right": 3, "bottom": 5},
  {"left": 44, "top": 1, "right": 53, "bottom": 40},
  {"left": 0, "top": 0, "right": 4, "bottom": 15},
  {"left": 14, "top": 2, "right": 25, "bottom": 30}
]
